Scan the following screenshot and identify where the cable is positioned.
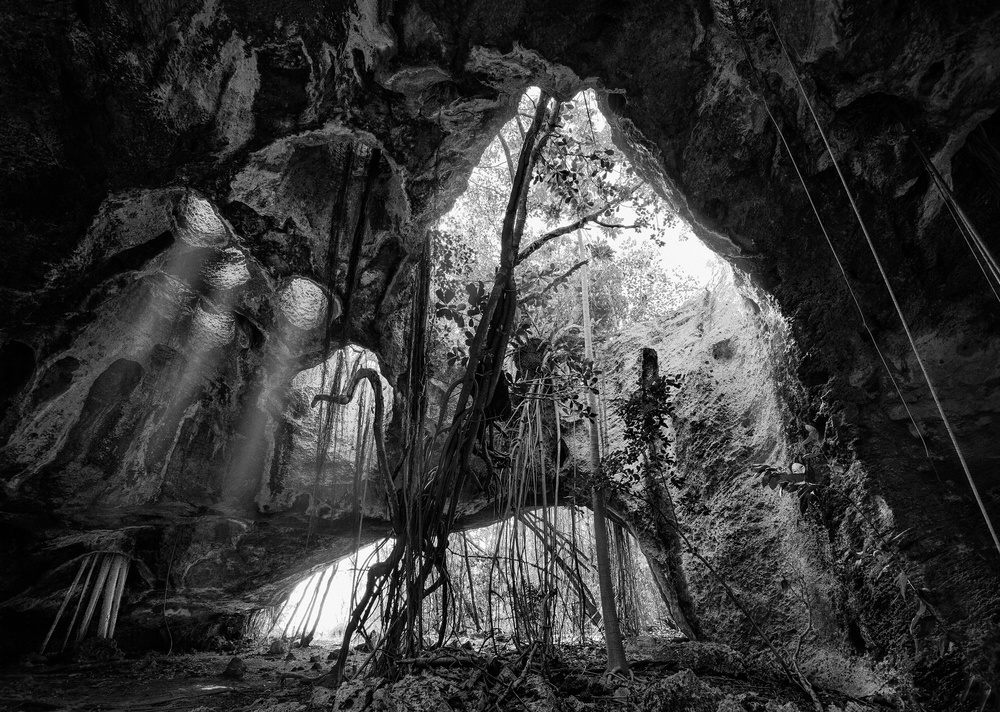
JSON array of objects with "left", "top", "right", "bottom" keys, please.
[
  {"left": 724, "top": 0, "right": 936, "bottom": 466},
  {"left": 767, "top": 11, "right": 1000, "bottom": 557}
]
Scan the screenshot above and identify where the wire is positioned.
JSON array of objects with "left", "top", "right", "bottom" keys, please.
[
  {"left": 723, "top": 1, "right": 937, "bottom": 467},
  {"left": 767, "top": 11, "right": 1000, "bottom": 557}
]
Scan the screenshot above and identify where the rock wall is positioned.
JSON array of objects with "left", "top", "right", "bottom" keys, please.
[{"left": 597, "top": 267, "right": 998, "bottom": 706}]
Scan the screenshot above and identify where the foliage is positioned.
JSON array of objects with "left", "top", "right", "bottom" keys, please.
[
  {"left": 602, "top": 373, "right": 683, "bottom": 483},
  {"left": 528, "top": 236, "right": 702, "bottom": 335},
  {"left": 430, "top": 88, "right": 701, "bottom": 378},
  {"left": 752, "top": 449, "right": 965, "bottom": 678},
  {"left": 753, "top": 462, "right": 820, "bottom": 516},
  {"left": 532, "top": 93, "right": 668, "bottom": 235}
]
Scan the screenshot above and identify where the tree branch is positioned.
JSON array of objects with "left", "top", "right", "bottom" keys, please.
[
  {"left": 497, "top": 133, "right": 516, "bottom": 184},
  {"left": 542, "top": 259, "right": 588, "bottom": 294},
  {"left": 500, "top": 94, "right": 551, "bottom": 271},
  {"left": 594, "top": 220, "right": 640, "bottom": 230},
  {"left": 515, "top": 205, "right": 611, "bottom": 265},
  {"left": 512, "top": 97, "right": 561, "bottom": 259},
  {"left": 516, "top": 182, "right": 641, "bottom": 266}
]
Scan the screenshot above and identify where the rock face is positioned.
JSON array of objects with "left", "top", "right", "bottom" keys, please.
[
  {"left": 595, "top": 271, "right": 892, "bottom": 701},
  {"left": 1, "top": 0, "right": 999, "bottom": 704}
]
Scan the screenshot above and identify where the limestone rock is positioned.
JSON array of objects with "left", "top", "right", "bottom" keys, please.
[
  {"left": 640, "top": 669, "right": 723, "bottom": 712},
  {"left": 221, "top": 655, "right": 246, "bottom": 679}
]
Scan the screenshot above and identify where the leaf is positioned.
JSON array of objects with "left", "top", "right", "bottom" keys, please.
[
  {"left": 872, "top": 553, "right": 891, "bottom": 579},
  {"left": 909, "top": 601, "right": 931, "bottom": 637},
  {"left": 937, "top": 631, "right": 950, "bottom": 657},
  {"left": 896, "top": 571, "right": 909, "bottom": 599},
  {"left": 888, "top": 527, "right": 915, "bottom": 547}
]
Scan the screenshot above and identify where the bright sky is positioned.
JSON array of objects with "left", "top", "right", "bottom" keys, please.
[
  {"left": 516, "top": 88, "right": 719, "bottom": 289},
  {"left": 657, "top": 226, "right": 718, "bottom": 283},
  {"left": 576, "top": 208, "right": 718, "bottom": 286},
  {"left": 278, "top": 542, "right": 383, "bottom": 640}
]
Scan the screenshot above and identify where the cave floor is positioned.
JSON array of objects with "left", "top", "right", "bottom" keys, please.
[
  {"left": 0, "top": 649, "right": 287, "bottom": 712},
  {"left": 0, "top": 636, "right": 859, "bottom": 711}
]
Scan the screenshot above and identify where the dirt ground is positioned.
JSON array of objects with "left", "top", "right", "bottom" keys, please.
[{"left": 0, "top": 636, "right": 878, "bottom": 711}]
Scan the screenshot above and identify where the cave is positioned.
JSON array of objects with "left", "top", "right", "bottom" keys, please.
[{"left": 2, "top": 1, "right": 1000, "bottom": 710}]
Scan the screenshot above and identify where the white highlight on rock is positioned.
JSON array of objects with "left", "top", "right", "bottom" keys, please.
[
  {"left": 174, "top": 193, "right": 228, "bottom": 246},
  {"left": 203, "top": 248, "right": 250, "bottom": 289},
  {"left": 278, "top": 278, "right": 327, "bottom": 331},
  {"left": 189, "top": 304, "right": 235, "bottom": 349}
]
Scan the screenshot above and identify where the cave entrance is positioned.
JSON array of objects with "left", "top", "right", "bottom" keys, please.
[
  {"left": 259, "top": 87, "right": 721, "bottom": 669},
  {"left": 265, "top": 342, "right": 392, "bottom": 519},
  {"left": 268, "top": 506, "right": 671, "bottom": 652},
  {"left": 430, "top": 86, "right": 718, "bottom": 369}
]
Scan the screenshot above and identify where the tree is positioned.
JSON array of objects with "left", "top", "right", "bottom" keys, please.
[
  {"left": 577, "top": 229, "right": 630, "bottom": 675},
  {"left": 321, "top": 87, "right": 695, "bottom": 684},
  {"left": 430, "top": 89, "right": 660, "bottom": 674}
]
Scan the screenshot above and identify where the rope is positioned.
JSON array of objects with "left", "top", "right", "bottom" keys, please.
[
  {"left": 766, "top": 11, "right": 1000, "bottom": 557},
  {"left": 723, "top": 0, "right": 937, "bottom": 466},
  {"left": 906, "top": 132, "right": 1000, "bottom": 303}
]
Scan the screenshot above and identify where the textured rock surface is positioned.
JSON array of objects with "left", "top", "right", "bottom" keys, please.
[
  {"left": 1, "top": 0, "right": 999, "bottom": 705},
  {"left": 596, "top": 268, "right": 999, "bottom": 706}
]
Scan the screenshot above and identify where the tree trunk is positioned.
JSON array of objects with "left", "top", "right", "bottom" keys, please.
[
  {"left": 106, "top": 555, "right": 129, "bottom": 639},
  {"left": 639, "top": 347, "right": 701, "bottom": 640},
  {"left": 578, "top": 230, "right": 629, "bottom": 675},
  {"left": 96, "top": 554, "right": 123, "bottom": 638},
  {"left": 40, "top": 555, "right": 88, "bottom": 654},
  {"left": 78, "top": 554, "right": 111, "bottom": 641}
]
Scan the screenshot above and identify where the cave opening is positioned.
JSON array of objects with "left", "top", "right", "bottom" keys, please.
[
  {"left": 264, "top": 506, "right": 671, "bottom": 654},
  {"left": 275, "top": 341, "right": 392, "bottom": 520},
  {"left": 429, "top": 87, "right": 718, "bottom": 360},
  {"left": 232, "top": 86, "right": 724, "bottom": 686},
  {"left": 3, "top": 3, "right": 1000, "bottom": 709}
]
